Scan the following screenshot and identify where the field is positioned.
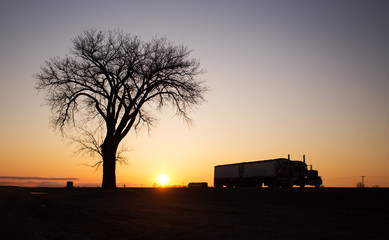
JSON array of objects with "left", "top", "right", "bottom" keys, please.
[{"left": 1, "top": 187, "right": 388, "bottom": 240}]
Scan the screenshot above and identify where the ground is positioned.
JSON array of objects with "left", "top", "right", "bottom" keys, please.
[{"left": 1, "top": 187, "right": 388, "bottom": 240}]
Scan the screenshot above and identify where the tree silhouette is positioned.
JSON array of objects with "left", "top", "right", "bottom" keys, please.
[{"left": 36, "top": 29, "right": 206, "bottom": 189}]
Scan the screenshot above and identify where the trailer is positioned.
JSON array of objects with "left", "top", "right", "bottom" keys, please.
[{"left": 214, "top": 155, "right": 322, "bottom": 188}]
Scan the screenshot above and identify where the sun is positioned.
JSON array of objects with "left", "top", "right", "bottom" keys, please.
[{"left": 157, "top": 173, "right": 169, "bottom": 187}]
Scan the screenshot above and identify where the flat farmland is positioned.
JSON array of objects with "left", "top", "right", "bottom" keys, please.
[{"left": 1, "top": 187, "right": 388, "bottom": 240}]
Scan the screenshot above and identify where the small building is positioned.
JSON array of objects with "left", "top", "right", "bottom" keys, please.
[
  {"left": 66, "top": 181, "right": 73, "bottom": 188},
  {"left": 188, "top": 182, "right": 208, "bottom": 188}
]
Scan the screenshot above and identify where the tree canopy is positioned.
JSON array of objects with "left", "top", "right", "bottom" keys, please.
[{"left": 36, "top": 29, "right": 207, "bottom": 188}]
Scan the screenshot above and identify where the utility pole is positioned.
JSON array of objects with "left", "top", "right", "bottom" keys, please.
[{"left": 361, "top": 176, "right": 365, "bottom": 187}]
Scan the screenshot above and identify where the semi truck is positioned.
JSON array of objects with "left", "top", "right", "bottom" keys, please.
[{"left": 214, "top": 155, "right": 322, "bottom": 188}]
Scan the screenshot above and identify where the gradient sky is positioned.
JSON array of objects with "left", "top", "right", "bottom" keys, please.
[{"left": 1, "top": 0, "right": 388, "bottom": 187}]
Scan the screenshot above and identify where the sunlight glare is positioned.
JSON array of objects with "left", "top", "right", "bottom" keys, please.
[{"left": 157, "top": 173, "right": 169, "bottom": 187}]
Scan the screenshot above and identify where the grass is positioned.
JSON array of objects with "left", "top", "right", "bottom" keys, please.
[{"left": 1, "top": 187, "right": 388, "bottom": 240}]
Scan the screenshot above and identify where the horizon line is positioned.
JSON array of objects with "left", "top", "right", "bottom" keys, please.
[{"left": 0, "top": 176, "right": 79, "bottom": 181}]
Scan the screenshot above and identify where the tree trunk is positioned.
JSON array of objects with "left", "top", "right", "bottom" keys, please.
[{"left": 101, "top": 142, "right": 118, "bottom": 189}]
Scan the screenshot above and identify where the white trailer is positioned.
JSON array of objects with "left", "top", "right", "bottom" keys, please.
[
  {"left": 243, "top": 161, "right": 276, "bottom": 178},
  {"left": 214, "top": 164, "right": 240, "bottom": 179}
]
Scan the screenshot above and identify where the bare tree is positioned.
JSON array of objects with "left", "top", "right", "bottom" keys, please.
[{"left": 36, "top": 29, "right": 206, "bottom": 189}]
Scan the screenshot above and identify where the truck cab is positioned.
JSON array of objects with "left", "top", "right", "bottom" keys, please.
[{"left": 305, "top": 167, "right": 323, "bottom": 188}]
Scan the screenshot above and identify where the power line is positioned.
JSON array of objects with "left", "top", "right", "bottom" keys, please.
[
  {"left": 325, "top": 176, "right": 360, "bottom": 180},
  {"left": 325, "top": 176, "right": 389, "bottom": 180}
]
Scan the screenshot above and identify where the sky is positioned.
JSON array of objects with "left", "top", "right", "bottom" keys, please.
[{"left": 1, "top": 0, "right": 388, "bottom": 187}]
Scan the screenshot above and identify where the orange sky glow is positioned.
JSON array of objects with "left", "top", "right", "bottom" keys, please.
[{"left": 1, "top": 1, "right": 388, "bottom": 188}]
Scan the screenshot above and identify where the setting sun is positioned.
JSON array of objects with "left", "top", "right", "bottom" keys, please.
[{"left": 157, "top": 173, "right": 169, "bottom": 186}]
